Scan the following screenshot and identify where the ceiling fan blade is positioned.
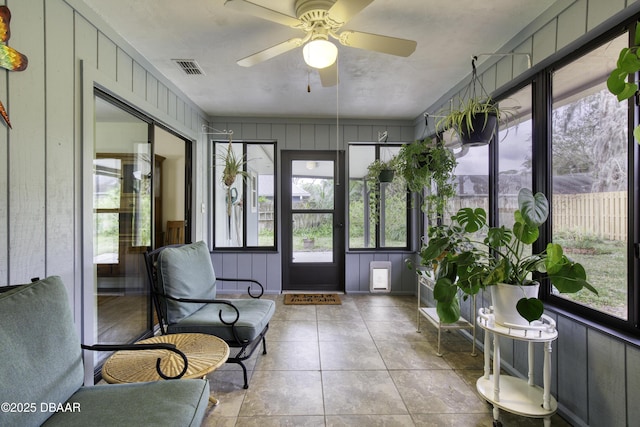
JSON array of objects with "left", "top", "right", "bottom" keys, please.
[
  {"left": 319, "top": 63, "right": 338, "bottom": 87},
  {"left": 224, "top": 0, "right": 303, "bottom": 28},
  {"left": 338, "top": 30, "right": 417, "bottom": 57},
  {"left": 237, "top": 38, "right": 304, "bottom": 67},
  {"left": 327, "top": 0, "right": 374, "bottom": 25}
]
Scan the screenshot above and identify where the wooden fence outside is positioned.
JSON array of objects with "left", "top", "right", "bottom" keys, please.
[
  {"left": 553, "top": 191, "right": 627, "bottom": 241},
  {"left": 448, "top": 191, "right": 627, "bottom": 241}
]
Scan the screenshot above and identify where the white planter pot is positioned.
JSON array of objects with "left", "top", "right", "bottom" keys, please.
[{"left": 490, "top": 282, "right": 540, "bottom": 326}]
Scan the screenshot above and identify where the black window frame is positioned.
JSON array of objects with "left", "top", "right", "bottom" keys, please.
[
  {"left": 211, "top": 140, "right": 277, "bottom": 251},
  {"left": 348, "top": 142, "right": 411, "bottom": 251},
  {"left": 542, "top": 24, "right": 639, "bottom": 336}
]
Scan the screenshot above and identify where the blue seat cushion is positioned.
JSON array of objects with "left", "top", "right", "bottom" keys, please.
[
  {"left": 42, "top": 379, "right": 209, "bottom": 427},
  {"left": 167, "top": 298, "right": 275, "bottom": 343},
  {"left": 0, "top": 277, "right": 84, "bottom": 427},
  {"left": 157, "top": 241, "right": 217, "bottom": 323}
]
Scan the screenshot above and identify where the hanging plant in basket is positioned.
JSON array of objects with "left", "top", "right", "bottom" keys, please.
[
  {"left": 394, "top": 138, "right": 457, "bottom": 219},
  {"left": 437, "top": 56, "right": 517, "bottom": 146},
  {"left": 220, "top": 140, "right": 248, "bottom": 187},
  {"left": 217, "top": 140, "right": 249, "bottom": 240},
  {"left": 364, "top": 158, "right": 399, "bottom": 224}
]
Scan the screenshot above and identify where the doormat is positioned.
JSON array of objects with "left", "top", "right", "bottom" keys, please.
[{"left": 283, "top": 294, "right": 341, "bottom": 305}]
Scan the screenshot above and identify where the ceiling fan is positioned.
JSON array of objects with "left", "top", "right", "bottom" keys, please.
[{"left": 224, "top": 0, "right": 417, "bottom": 86}]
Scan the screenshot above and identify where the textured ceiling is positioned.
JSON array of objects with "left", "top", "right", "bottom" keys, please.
[{"left": 81, "top": 0, "right": 557, "bottom": 120}]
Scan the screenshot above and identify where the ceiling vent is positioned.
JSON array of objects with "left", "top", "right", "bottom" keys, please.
[{"left": 173, "top": 59, "right": 204, "bottom": 75}]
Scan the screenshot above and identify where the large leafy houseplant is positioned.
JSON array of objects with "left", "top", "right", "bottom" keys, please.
[
  {"left": 395, "top": 138, "right": 457, "bottom": 218},
  {"left": 607, "top": 23, "right": 640, "bottom": 143},
  {"left": 419, "top": 188, "right": 598, "bottom": 324}
]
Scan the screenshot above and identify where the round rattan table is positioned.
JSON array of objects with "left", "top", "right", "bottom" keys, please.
[{"left": 102, "top": 333, "right": 229, "bottom": 404}]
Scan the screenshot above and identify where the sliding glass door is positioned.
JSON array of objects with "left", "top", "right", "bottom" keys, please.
[{"left": 93, "top": 93, "right": 153, "bottom": 364}]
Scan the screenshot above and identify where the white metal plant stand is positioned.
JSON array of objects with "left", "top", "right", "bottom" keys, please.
[
  {"left": 476, "top": 307, "right": 558, "bottom": 427},
  {"left": 416, "top": 275, "right": 476, "bottom": 357}
]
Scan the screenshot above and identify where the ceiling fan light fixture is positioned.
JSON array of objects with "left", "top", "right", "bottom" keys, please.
[{"left": 302, "top": 39, "right": 337, "bottom": 69}]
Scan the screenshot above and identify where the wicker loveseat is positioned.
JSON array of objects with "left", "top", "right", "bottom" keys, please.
[{"left": 0, "top": 276, "right": 210, "bottom": 427}]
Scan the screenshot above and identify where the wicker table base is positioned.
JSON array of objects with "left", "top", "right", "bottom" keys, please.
[{"left": 102, "top": 333, "right": 229, "bottom": 405}]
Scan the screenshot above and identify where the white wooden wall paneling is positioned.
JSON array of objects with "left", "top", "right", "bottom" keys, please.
[
  {"left": 285, "top": 124, "right": 300, "bottom": 149},
  {"left": 168, "top": 91, "right": 177, "bottom": 121},
  {"left": 626, "top": 345, "right": 640, "bottom": 424},
  {"left": 533, "top": 20, "right": 558, "bottom": 65},
  {"left": 557, "top": 1, "right": 587, "bottom": 51},
  {"left": 587, "top": 329, "right": 626, "bottom": 426},
  {"left": 589, "top": 0, "right": 629, "bottom": 31},
  {"left": 300, "top": 124, "right": 314, "bottom": 150},
  {"left": 256, "top": 123, "right": 271, "bottom": 139},
  {"left": 157, "top": 82, "right": 168, "bottom": 116},
  {"left": 116, "top": 48, "right": 133, "bottom": 91},
  {"left": 45, "top": 0, "right": 76, "bottom": 309},
  {"left": 177, "top": 99, "right": 185, "bottom": 126},
  {"left": 146, "top": 74, "right": 158, "bottom": 108},
  {"left": 314, "top": 124, "right": 329, "bottom": 149},
  {"left": 250, "top": 253, "right": 267, "bottom": 291},
  {"left": 272, "top": 123, "right": 286, "bottom": 144},
  {"left": 557, "top": 315, "right": 589, "bottom": 421},
  {"left": 73, "top": 11, "right": 98, "bottom": 345},
  {"left": 9, "top": 0, "right": 46, "bottom": 284},
  {"left": 132, "top": 61, "right": 146, "bottom": 100},
  {"left": 97, "top": 32, "right": 116, "bottom": 80},
  {"left": 241, "top": 122, "right": 257, "bottom": 140},
  {"left": 237, "top": 252, "right": 252, "bottom": 291}
]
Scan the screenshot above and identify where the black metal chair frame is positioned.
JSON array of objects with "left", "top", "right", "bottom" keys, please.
[{"left": 144, "top": 245, "right": 270, "bottom": 389}]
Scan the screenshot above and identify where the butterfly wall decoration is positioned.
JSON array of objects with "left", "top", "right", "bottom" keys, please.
[{"left": 0, "top": 5, "right": 28, "bottom": 129}]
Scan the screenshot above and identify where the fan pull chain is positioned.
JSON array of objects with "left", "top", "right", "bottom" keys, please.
[
  {"left": 307, "top": 69, "right": 311, "bottom": 93},
  {"left": 335, "top": 55, "right": 340, "bottom": 186}
]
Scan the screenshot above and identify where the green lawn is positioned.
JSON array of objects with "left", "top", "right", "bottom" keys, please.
[{"left": 553, "top": 236, "right": 627, "bottom": 319}]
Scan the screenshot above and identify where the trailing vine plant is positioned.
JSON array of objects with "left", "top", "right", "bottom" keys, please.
[{"left": 394, "top": 138, "right": 457, "bottom": 219}]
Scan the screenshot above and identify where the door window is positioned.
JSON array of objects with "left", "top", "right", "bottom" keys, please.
[{"left": 291, "top": 160, "right": 334, "bottom": 263}]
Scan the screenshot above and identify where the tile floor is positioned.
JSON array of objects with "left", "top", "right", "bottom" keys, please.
[{"left": 202, "top": 294, "right": 572, "bottom": 426}]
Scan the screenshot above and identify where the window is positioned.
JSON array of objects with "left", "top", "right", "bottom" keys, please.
[
  {"left": 550, "top": 34, "right": 629, "bottom": 320},
  {"left": 449, "top": 142, "right": 489, "bottom": 216},
  {"left": 213, "top": 141, "right": 275, "bottom": 248},
  {"left": 349, "top": 144, "right": 409, "bottom": 249},
  {"left": 497, "top": 85, "right": 533, "bottom": 229}
]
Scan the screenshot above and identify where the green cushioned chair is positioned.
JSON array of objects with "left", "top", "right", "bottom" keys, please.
[
  {"left": 0, "top": 276, "right": 210, "bottom": 427},
  {"left": 144, "top": 241, "right": 276, "bottom": 389}
]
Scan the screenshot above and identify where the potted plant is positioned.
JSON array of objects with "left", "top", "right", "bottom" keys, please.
[
  {"left": 395, "top": 138, "right": 457, "bottom": 218},
  {"left": 217, "top": 141, "right": 249, "bottom": 239},
  {"left": 419, "top": 188, "right": 598, "bottom": 325},
  {"left": 219, "top": 141, "right": 249, "bottom": 187},
  {"left": 436, "top": 57, "right": 517, "bottom": 146},
  {"left": 303, "top": 237, "right": 315, "bottom": 249},
  {"left": 607, "top": 24, "right": 640, "bottom": 143},
  {"left": 364, "top": 157, "right": 398, "bottom": 223},
  {"left": 437, "top": 97, "right": 506, "bottom": 146}
]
